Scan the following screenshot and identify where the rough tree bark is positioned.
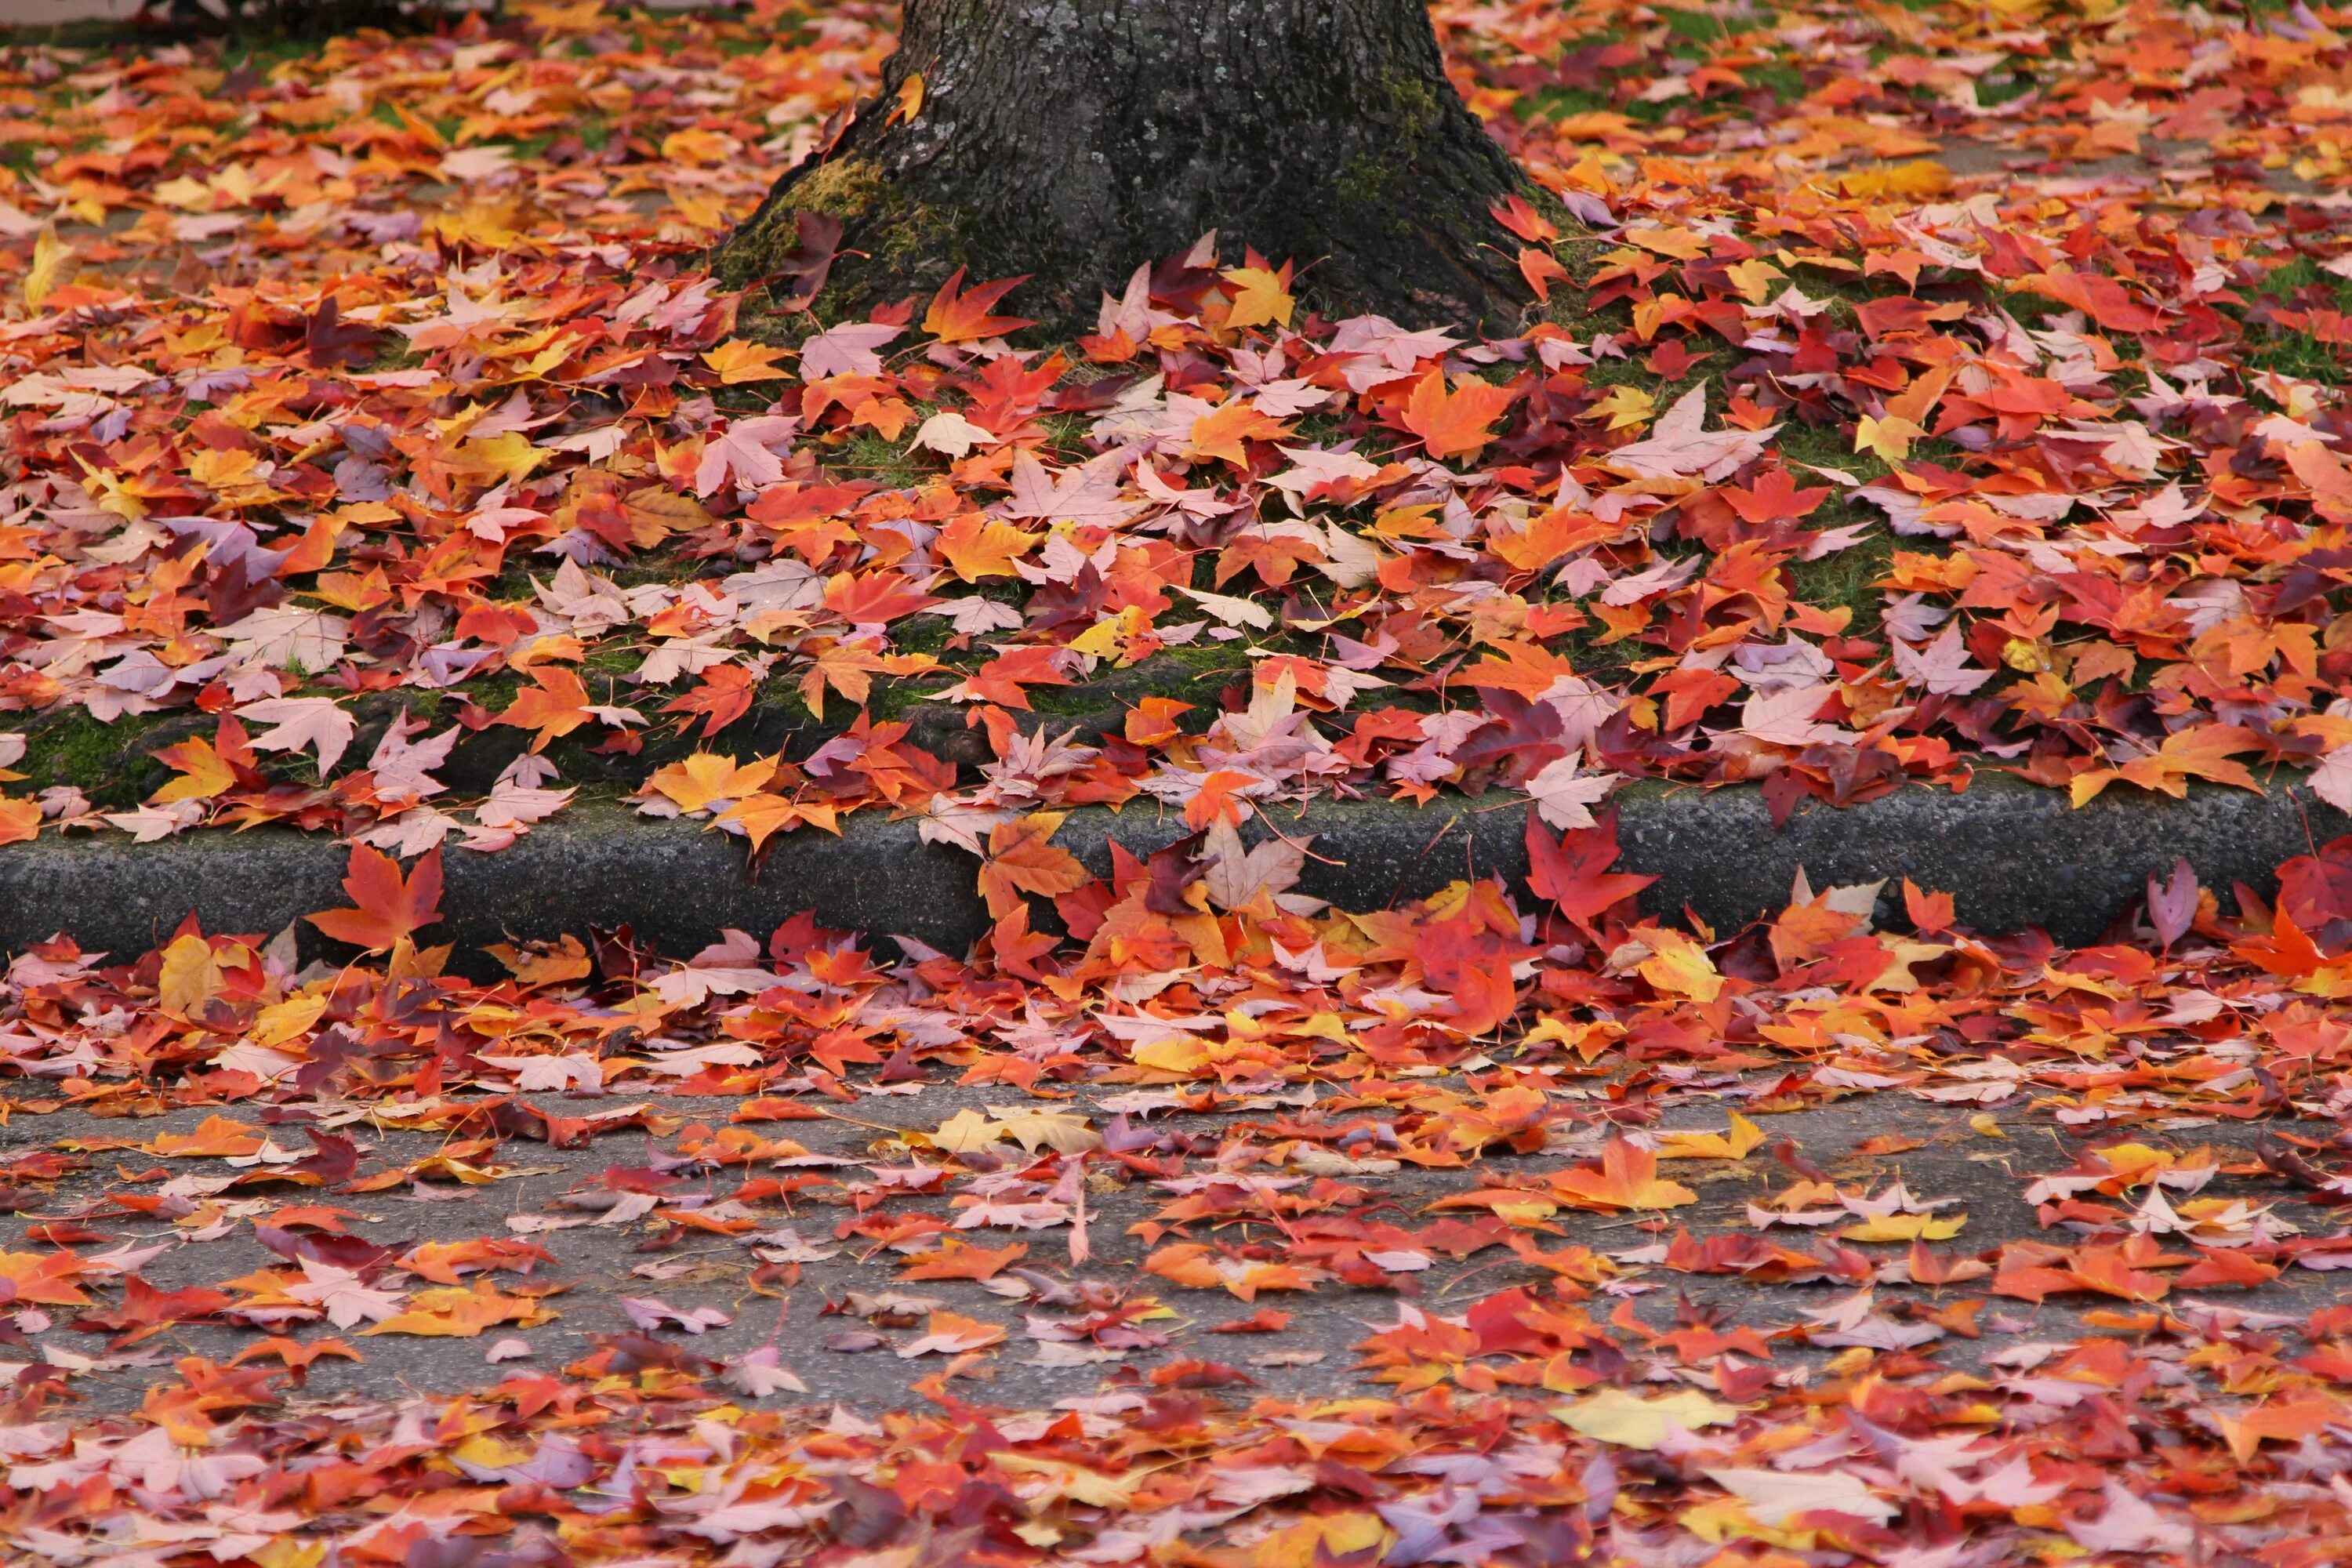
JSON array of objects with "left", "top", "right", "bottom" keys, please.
[{"left": 716, "top": 0, "right": 1539, "bottom": 334}]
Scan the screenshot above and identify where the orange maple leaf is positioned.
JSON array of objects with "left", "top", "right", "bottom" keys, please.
[
  {"left": 946, "top": 644, "right": 1075, "bottom": 710},
  {"left": 936, "top": 513, "right": 1043, "bottom": 582},
  {"left": 1549, "top": 1138, "right": 1697, "bottom": 1211},
  {"left": 717, "top": 793, "right": 841, "bottom": 851},
  {"left": 2222, "top": 1396, "right": 2350, "bottom": 1462},
  {"left": 1491, "top": 193, "right": 1559, "bottom": 243},
  {"left": 0, "top": 797, "right": 39, "bottom": 847},
  {"left": 2177, "top": 1247, "right": 2278, "bottom": 1290},
  {"left": 1142, "top": 1242, "right": 1317, "bottom": 1301},
  {"left": 1516, "top": 245, "right": 1568, "bottom": 303},
  {"left": 922, "top": 267, "right": 1035, "bottom": 344},
  {"left": 499, "top": 666, "right": 593, "bottom": 752},
  {"left": 1903, "top": 879, "right": 1956, "bottom": 936},
  {"left": 0, "top": 1250, "right": 90, "bottom": 1306},
  {"left": 1464, "top": 638, "right": 1581, "bottom": 700},
  {"left": 2060, "top": 1245, "right": 2172, "bottom": 1303},
  {"left": 151, "top": 1114, "right": 266, "bottom": 1158},
  {"left": 898, "top": 1238, "right": 1028, "bottom": 1282},
  {"left": 2071, "top": 724, "right": 2259, "bottom": 806},
  {"left": 363, "top": 1279, "right": 553, "bottom": 1337},
  {"left": 978, "top": 811, "right": 1090, "bottom": 920},
  {"left": 151, "top": 733, "right": 238, "bottom": 803},
  {"left": 1398, "top": 368, "right": 1518, "bottom": 461},
  {"left": 307, "top": 844, "right": 445, "bottom": 953},
  {"left": 1189, "top": 398, "right": 1291, "bottom": 466}
]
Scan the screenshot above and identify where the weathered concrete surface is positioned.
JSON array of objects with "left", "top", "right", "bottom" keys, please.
[
  {"left": 0, "top": 775, "right": 2342, "bottom": 967},
  {"left": 1616, "top": 771, "right": 2350, "bottom": 942}
]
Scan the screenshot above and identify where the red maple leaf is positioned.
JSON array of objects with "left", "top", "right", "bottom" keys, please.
[
  {"left": 1524, "top": 807, "right": 1655, "bottom": 935},
  {"left": 922, "top": 267, "right": 1035, "bottom": 344},
  {"left": 307, "top": 844, "right": 445, "bottom": 953},
  {"left": 661, "top": 663, "right": 757, "bottom": 739}
]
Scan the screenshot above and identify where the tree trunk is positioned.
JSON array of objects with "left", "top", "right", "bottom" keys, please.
[{"left": 717, "top": 0, "right": 1537, "bottom": 335}]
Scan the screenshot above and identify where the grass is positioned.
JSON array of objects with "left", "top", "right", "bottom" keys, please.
[
  {"left": 1787, "top": 532, "right": 1896, "bottom": 639},
  {"left": 2243, "top": 257, "right": 2352, "bottom": 387},
  {"left": 13, "top": 710, "right": 171, "bottom": 810},
  {"left": 827, "top": 430, "right": 939, "bottom": 488},
  {"left": 2249, "top": 330, "right": 2348, "bottom": 388}
]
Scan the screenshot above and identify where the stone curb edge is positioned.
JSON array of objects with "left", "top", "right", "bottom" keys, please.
[{"left": 0, "top": 774, "right": 2341, "bottom": 974}]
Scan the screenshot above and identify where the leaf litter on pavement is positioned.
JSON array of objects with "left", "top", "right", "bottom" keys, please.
[
  {"left": 6, "top": 801, "right": 2352, "bottom": 1562},
  {"left": 6, "top": 0, "right": 2352, "bottom": 1565}
]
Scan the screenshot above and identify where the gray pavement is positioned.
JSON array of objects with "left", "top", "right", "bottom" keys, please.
[{"left": 4, "top": 1080, "right": 2339, "bottom": 1416}]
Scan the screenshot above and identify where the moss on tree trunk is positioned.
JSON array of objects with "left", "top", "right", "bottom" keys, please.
[{"left": 718, "top": 0, "right": 1538, "bottom": 334}]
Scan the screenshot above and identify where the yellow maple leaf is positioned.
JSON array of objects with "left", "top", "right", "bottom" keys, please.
[
  {"left": 1066, "top": 604, "right": 1156, "bottom": 666},
  {"left": 1630, "top": 927, "right": 1723, "bottom": 1003},
  {"left": 1722, "top": 258, "right": 1785, "bottom": 304},
  {"left": 253, "top": 993, "right": 328, "bottom": 1047},
  {"left": 1588, "top": 384, "right": 1656, "bottom": 431},
  {"left": 1854, "top": 413, "right": 1926, "bottom": 462},
  {"left": 22, "top": 227, "right": 71, "bottom": 310},
  {"left": 1842, "top": 1212, "right": 1967, "bottom": 1243},
  {"left": 1654, "top": 1112, "right": 1766, "bottom": 1160},
  {"left": 1556, "top": 1387, "right": 1738, "bottom": 1450},
  {"left": 1255, "top": 1513, "right": 1392, "bottom": 1568},
  {"left": 1220, "top": 265, "right": 1294, "bottom": 330},
  {"left": 702, "top": 339, "right": 794, "bottom": 383},
  {"left": 158, "top": 934, "right": 225, "bottom": 1020}
]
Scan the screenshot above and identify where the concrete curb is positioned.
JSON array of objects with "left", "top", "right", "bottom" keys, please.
[{"left": 1, "top": 775, "right": 2342, "bottom": 969}]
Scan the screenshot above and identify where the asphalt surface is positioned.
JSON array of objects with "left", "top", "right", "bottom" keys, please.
[{"left": 4, "top": 1080, "right": 2336, "bottom": 1415}]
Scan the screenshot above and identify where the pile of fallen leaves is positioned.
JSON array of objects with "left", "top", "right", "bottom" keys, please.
[
  {"left": 1, "top": 0, "right": 2351, "bottom": 861},
  {"left": 6, "top": 1, "right": 2352, "bottom": 1563},
  {"left": 8, "top": 808, "right": 2352, "bottom": 1563}
]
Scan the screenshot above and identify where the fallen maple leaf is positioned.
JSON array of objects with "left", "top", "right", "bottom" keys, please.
[
  {"left": 499, "top": 666, "right": 594, "bottom": 752},
  {"left": 1551, "top": 1138, "right": 1697, "bottom": 1211},
  {"left": 149, "top": 734, "right": 237, "bottom": 804},
  {"left": 977, "top": 811, "right": 1089, "bottom": 919},
  {"left": 1605, "top": 385, "right": 1776, "bottom": 480},
  {"left": 936, "top": 513, "right": 1043, "bottom": 581},
  {"left": 899, "top": 1238, "right": 1027, "bottom": 1281},
  {"left": 1190, "top": 398, "right": 1292, "bottom": 465},
  {"left": 702, "top": 338, "right": 793, "bottom": 383},
  {"left": 923, "top": 267, "right": 1034, "bottom": 344},
  {"left": 306, "top": 844, "right": 445, "bottom": 953},
  {"left": 363, "top": 1280, "right": 554, "bottom": 1338},
  {"left": 896, "top": 1309, "right": 1007, "bottom": 1357},
  {"left": 2071, "top": 725, "right": 2260, "bottom": 806},
  {"left": 1398, "top": 368, "right": 1517, "bottom": 461},
  {"left": 235, "top": 697, "right": 357, "bottom": 776},
  {"left": 620, "top": 1295, "right": 732, "bottom": 1334},
  {"left": 1526, "top": 808, "right": 1655, "bottom": 934}
]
